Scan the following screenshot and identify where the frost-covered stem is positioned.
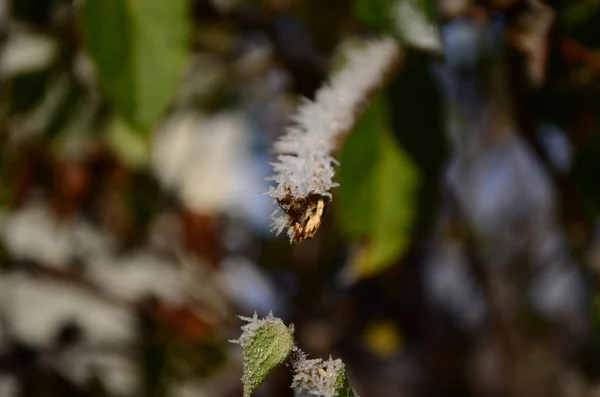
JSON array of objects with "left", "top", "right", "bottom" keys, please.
[{"left": 266, "top": 37, "right": 402, "bottom": 243}]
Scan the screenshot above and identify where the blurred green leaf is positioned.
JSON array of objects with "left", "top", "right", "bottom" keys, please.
[
  {"left": 387, "top": 49, "right": 446, "bottom": 236},
  {"left": 336, "top": 96, "right": 419, "bottom": 278},
  {"left": 370, "top": 126, "right": 419, "bottom": 267},
  {"left": 335, "top": 98, "right": 380, "bottom": 239},
  {"left": 80, "top": 0, "right": 191, "bottom": 132},
  {"left": 562, "top": 0, "right": 600, "bottom": 28},
  {"left": 106, "top": 116, "right": 150, "bottom": 169},
  {"left": 354, "top": 0, "right": 440, "bottom": 52},
  {"left": 354, "top": 0, "right": 395, "bottom": 32}
]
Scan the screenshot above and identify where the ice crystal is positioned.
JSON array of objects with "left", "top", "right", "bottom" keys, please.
[
  {"left": 266, "top": 37, "right": 401, "bottom": 241},
  {"left": 291, "top": 351, "right": 356, "bottom": 397}
]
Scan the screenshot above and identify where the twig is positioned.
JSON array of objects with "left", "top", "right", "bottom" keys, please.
[{"left": 266, "top": 37, "right": 402, "bottom": 243}]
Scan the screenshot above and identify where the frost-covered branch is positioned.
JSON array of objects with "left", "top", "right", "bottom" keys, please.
[{"left": 267, "top": 37, "right": 401, "bottom": 243}]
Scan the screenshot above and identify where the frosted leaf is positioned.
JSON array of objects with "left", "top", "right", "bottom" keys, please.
[
  {"left": 230, "top": 312, "right": 295, "bottom": 397},
  {"left": 291, "top": 351, "right": 358, "bottom": 397},
  {"left": 266, "top": 37, "right": 400, "bottom": 242}
]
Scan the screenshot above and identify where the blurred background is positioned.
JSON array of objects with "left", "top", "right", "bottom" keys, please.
[{"left": 2, "top": 0, "right": 600, "bottom": 396}]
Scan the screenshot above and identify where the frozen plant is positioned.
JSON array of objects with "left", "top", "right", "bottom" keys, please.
[
  {"left": 266, "top": 37, "right": 401, "bottom": 243},
  {"left": 230, "top": 312, "right": 358, "bottom": 397},
  {"left": 291, "top": 351, "right": 352, "bottom": 397}
]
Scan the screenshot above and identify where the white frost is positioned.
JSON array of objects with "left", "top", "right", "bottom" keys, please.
[
  {"left": 393, "top": 1, "right": 442, "bottom": 52},
  {"left": 229, "top": 311, "right": 281, "bottom": 348},
  {"left": 292, "top": 352, "right": 348, "bottom": 397},
  {"left": 267, "top": 37, "right": 400, "bottom": 238}
]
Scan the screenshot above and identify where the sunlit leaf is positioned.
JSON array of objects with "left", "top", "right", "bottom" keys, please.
[
  {"left": 106, "top": 116, "right": 150, "bottom": 169},
  {"left": 335, "top": 98, "right": 380, "bottom": 239},
  {"left": 80, "top": 0, "right": 191, "bottom": 132},
  {"left": 336, "top": 95, "right": 419, "bottom": 279}
]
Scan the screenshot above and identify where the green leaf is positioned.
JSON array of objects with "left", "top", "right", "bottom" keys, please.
[
  {"left": 80, "top": 0, "right": 191, "bottom": 132},
  {"left": 370, "top": 127, "right": 419, "bottom": 268},
  {"left": 354, "top": 0, "right": 395, "bottom": 32},
  {"left": 387, "top": 49, "right": 446, "bottom": 237},
  {"left": 333, "top": 367, "right": 359, "bottom": 397},
  {"left": 562, "top": 0, "right": 600, "bottom": 29},
  {"left": 335, "top": 98, "right": 380, "bottom": 239},
  {"left": 232, "top": 313, "right": 295, "bottom": 397},
  {"left": 336, "top": 95, "right": 419, "bottom": 279},
  {"left": 106, "top": 116, "right": 150, "bottom": 169},
  {"left": 354, "top": 0, "right": 441, "bottom": 52}
]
